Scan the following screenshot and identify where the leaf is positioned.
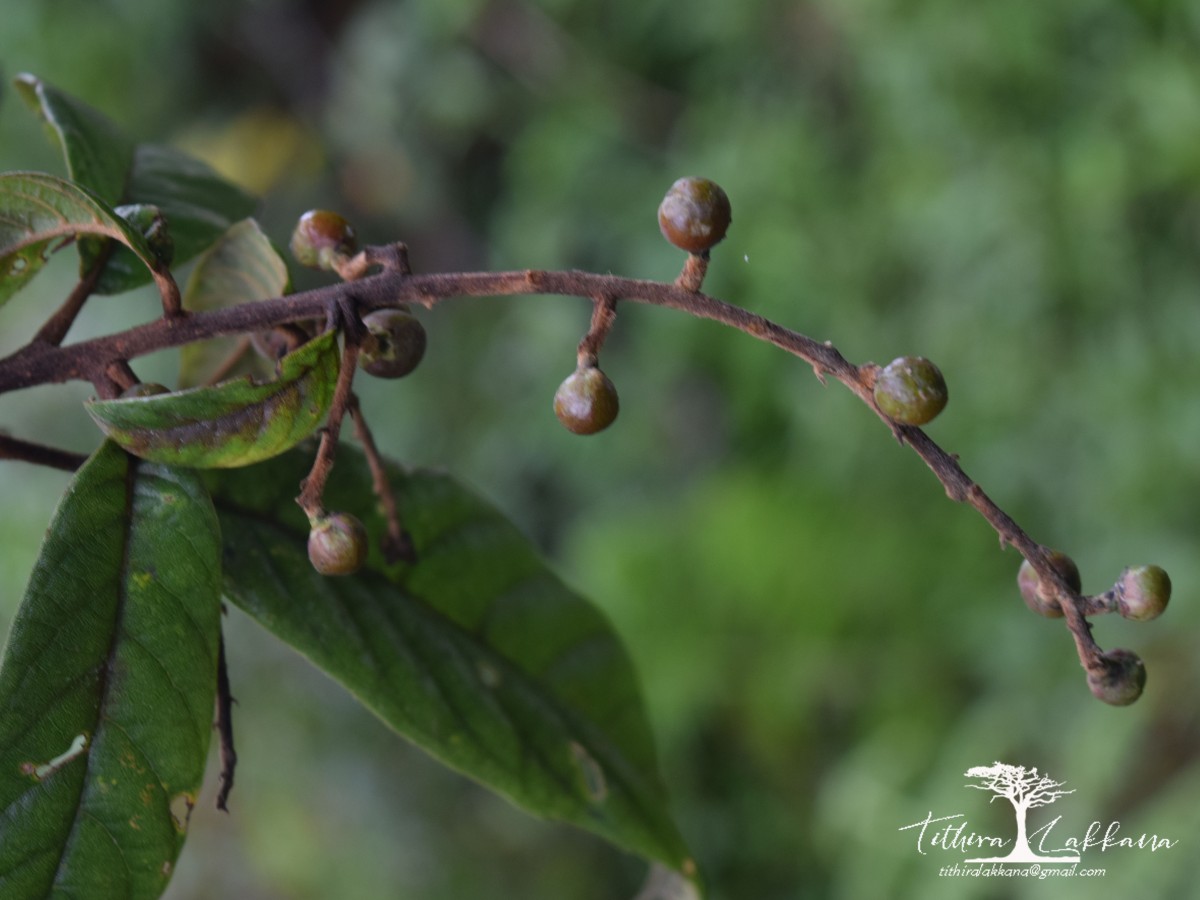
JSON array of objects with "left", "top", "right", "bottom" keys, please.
[
  {"left": 13, "top": 72, "right": 135, "bottom": 207},
  {"left": 14, "top": 73, "right": 257, "bottom": 294},
  {"left": 88, "top": 144, "right": 258, "bottom": 295},
  {"left": 203, "top": 448, "right": 698, "bottom": 886},
  {"left": 0, "top": 172, "right": 164, "bottom": 306},
  {"left": 179, "top": 219, "right": 290, "bottom": 389},
  {"left": 86, "top": 330, "right": 340, "bottom": 468},
  {"left": 0, "top": 441, "right": 222, "bottom": 899}
]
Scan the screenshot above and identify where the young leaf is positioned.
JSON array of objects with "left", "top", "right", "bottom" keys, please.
[
  {"left": 179, "top": 218, "right": 291, "bottom": 389},
  {"left": 204, "top": 447, "right": 698, "bottom": 888},
  {"left": 86, "top": 330, "right": 340, "bottom": 468},
  {"left": 0, "top": 441, "right": 222, "bottom": 899},
  {"left": 14, "top": 73, "right": 257, "bottom": 294},
  {"left": 0, "top": 171, "right": 165, "bottom": 306},
  {"left": 85, "top": 144, "right": 258, "bottom": 294}
]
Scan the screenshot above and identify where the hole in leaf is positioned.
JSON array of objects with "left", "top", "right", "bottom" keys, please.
[{"left": 170, "top": 792, "right": 196, "bottom": 833}]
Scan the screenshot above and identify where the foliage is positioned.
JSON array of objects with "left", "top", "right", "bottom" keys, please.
[
  {"left": 0, "top": 443, "right": 220, "bottom": 898},
  {"left": 0, "top": 75, "right": 701, "bottom": 898}
]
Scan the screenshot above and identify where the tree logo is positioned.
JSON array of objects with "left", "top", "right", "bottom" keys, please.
[{"left": 963, "top": 763, "right": 1080, "bottom": 863}]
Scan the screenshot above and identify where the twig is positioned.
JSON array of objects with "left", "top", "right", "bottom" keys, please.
[
  {"left": 105, "top": 361, "right": 139, "bottom": 392},
  {"left": 675, "top": 251, "right": 709, "bottom": 293},
  {"left": 152, "top": 265, "right": 184, "bottom": 319},
  {"left": 0, "top": 434, "right": 86, "bottom": 471},
  {"left": 0, "top": 250, "right": 1129, "bottom": 679},
  {"left": 347, "top": 395, "right": 415, "bottom": 563},
  {"left": 296, "top": 299, "right": 363, "bottom": 520},
  {"left": 215, "top": 629, "right": 237, "bottom": 812},
  {"left": 33, "top": 244, "right": 113, "bottom": 346},
  {"left": 576, "top": 295, "right": 618, "bottom": 366}
]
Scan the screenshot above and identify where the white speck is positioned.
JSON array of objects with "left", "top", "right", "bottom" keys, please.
[
  {"left": 477, "top": 660, "right": 501, "bottom": 688},
  {"left": 569, "top": 741, "right": 608, "bottom": 803}
]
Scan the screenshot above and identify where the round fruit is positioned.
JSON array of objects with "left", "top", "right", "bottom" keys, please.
[
  {"left": 359, "top": 309, "right": 427, "bottom": 379},
  {"left": 553, "top": 366, "right": 619, "bottom": 435},
  {"left": 1017, "top": 550, "right": 1082, "bottom": 618},
  {"left": 873, "top": 356, "right": 948, "bottom": 426},
  {"left": 307, "top": 512, "right": 369, "bottom": 576},
  {"left": 1087, "top": 648, "right": 1146, "bottom": 706},
  {"left": 290, "top": 209, "right": 358, "bottom": 271},
  {"left": 1115, "top": 564, "right": 1171, "bottom": 621},
  {"left": 657, "top": 177, "right": 732, "bottom": 254},
  {"left": 119, "top": 204, "right": 174, "bottom": 267},
  {"left": 119, "top": 382, "right": 170, "bottom": 399}
]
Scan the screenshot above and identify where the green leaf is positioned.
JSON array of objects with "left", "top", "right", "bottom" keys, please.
[
  {"left": 179, "top": 219, "right": 290, "bottom": 389},
  {"left": 88, "top": 144, "right": 258, "bottom": 295},
  {"left": 86, "top": 330, "right": 341, "bottom": 468},
  {"left": 0, "top": 172, "right": 164, "bottom": 306},
  {"left": 0, "top": 441, "right": 222, "bottom": 899},
  {"left": 204, "top": 448, "right": 698, "bottom": 886},
  {"left": 14, "top": 73, "right": 257, "bottom": 294},
  {"left": 13, "top": 73, "right": 135, "bottom": 207}
]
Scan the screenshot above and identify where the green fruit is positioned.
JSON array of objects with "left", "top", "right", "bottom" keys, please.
[
  {"left": 307, "top": 512, "right": 369, "bottom": 576},
  {"left": 657, "top": 177, "right": 732, "bottom": 254},
  {"left": 360, "top": 309, "right": 427, "bottom": 379},
  {"left": 554, "top": 365, "right": 619, "bottom": 435},
  {"left": 1087, "top": 648, "right": 1146, "bottom": 706},
  {"left": 873, "top": 356, "right": 948, "bottom": 426},
  {"left": 1017, "top": 550, "right": 1082, "bottom": 618},
  {"left": 118, "top": 204, "right": 174, "bottom": 267},
  {"left": 290, "top": 209, "right": 358, "bottom": 271},
  {"left": 1115, "top": 564, "right": 1171, "bottom": 621},
  {"left": 119, "top": 382, "right": 170, "bottom": 399}
]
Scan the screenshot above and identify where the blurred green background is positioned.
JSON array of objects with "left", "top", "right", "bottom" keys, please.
[{"left": 2, "top": 1, "right": 1199, "bottom": 897}]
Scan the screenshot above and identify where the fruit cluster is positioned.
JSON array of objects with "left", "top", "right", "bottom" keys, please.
[
  {"left": 1017, "top": 551, "right": 1170, "bottom": 704},
  {"left": 283, "top": 189, "right": 1173, "bottom": 710}
]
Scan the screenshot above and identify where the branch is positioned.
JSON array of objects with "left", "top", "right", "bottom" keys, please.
[
  {"left": 0, "top": 252, "right": 1120, "bottom": 682},
  {"left": 215, "top": 627, "right": 237, "bottom": 812},
  {"left": 33, "top": 243, "right": 114, "bottom": 346},
  {"left": 295, "top": 297, "right": 364, "bottom": 520},
  {"left": 347, "top": 395, "right": 415, "bottom": 564},
  {"left": 0, "top": 433, "right": 87, "bottom": 471}
]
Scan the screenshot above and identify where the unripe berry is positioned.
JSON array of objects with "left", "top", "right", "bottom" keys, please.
[
  {"left": 308, "top": 512, "right": 369, "bottom": 576},
  {"left": 1017, "top": 551, "right": 1082, "bottom": 618},
  {"left": 657, "top": 177, "right": 732, "bottom": 254},
  {"left": 119, "top": 204, "right": 174, "bottom": 267},
  {"left": 1087, "top": 648, "right": 1146, "bottom": 706},
  {"left": 290, "top": 209, "right": 358, "bottom": 271},
  {"left": 119, "top": 382, "right": 170, "bottom": 399},
  {"left": 873, "top": 356, "right": 948, "bottom": 425},
  {"left": 359, "top": 309, "right": 427, "bottom": 379},
  {"left": 553, "top": 365, "right": 619, "bottom": 435},
  {"left": 1115, "top": 564, "right": 1171, "bottom": 622}
]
